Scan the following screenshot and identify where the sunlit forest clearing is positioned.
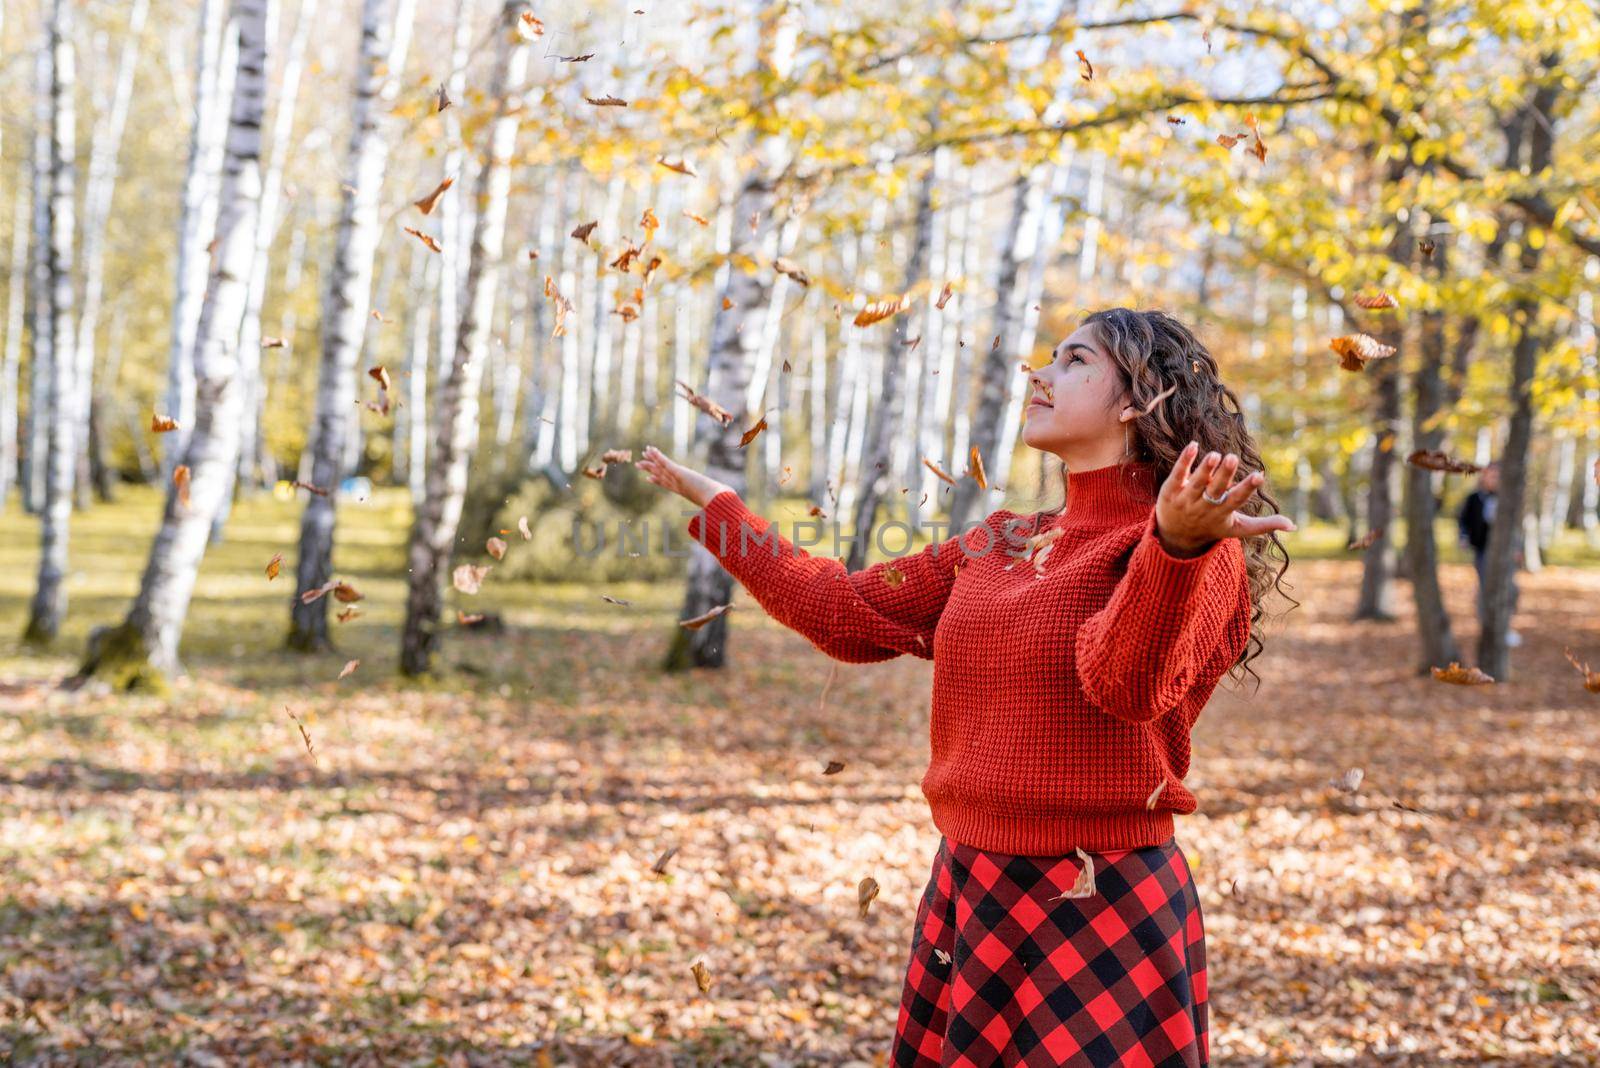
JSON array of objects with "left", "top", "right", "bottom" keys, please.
[{"left": 2, "top": 0, "right": 1600, "bottom": 1062}]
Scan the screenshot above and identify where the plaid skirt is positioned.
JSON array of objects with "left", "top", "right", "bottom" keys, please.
[{"left": 891, "top": 836, "right": 1208, "bottom": 1067}]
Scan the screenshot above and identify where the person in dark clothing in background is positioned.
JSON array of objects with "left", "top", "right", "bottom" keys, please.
[{"left": 1457, "top": 461, "right": 1522, "bottom": 647}]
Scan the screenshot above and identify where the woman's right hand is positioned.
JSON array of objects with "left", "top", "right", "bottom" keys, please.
[{"left": 638, "top": 445, "right": 735, "bottom": 510}]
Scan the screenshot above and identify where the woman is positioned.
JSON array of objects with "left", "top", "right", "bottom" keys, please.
[{"left": 638, "top": 308, "right": 1295, "bottom": 1067}]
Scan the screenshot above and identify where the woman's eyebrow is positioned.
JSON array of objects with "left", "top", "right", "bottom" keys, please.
[{"left": 1055, "top": 342, "right": 1096, "bottom": 359}]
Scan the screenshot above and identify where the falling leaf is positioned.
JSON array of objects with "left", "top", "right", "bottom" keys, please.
[
  {"left": 853, "top": 293, "right": 910, "bottom": 327},
  {"left": 857, "top": 877, "right": 880, "bottom": 918},
  {"left": 967, "top": 446, "right": 987, "bottom": 489},
  {"left": 934, "top": 282, "right": 956, "bottom": 310},
  {"left": 333, "top": 582, "right": 363, "bottom": 603},
  {"left": 1346, "top": 528, "right": 1383, "bottom": 551},
  {"left": 1432, "top": 662, "right": 1494, "bottom": 685},
  {"left": 336, "top": 606, "right": 361, "bottom": 623},
  {"left": 1075, "top": 48, "right": 1094, "bottom": 81},
  {"left": 680, "top": 604, "right": 731, "bottom": 630},
  {"left": 1419, "top": 237, "right": 1436, "bottom": 258},
  {"left": 412, "top": 176, "right": 454, "bottom": 215},
  {"left": 933, "top": 948, "right": 952, "bottom": 965},
  {"left": 881, "top": 565, "right": 905, "bottom": 589},
  {"left": 689, "top": 960, "right": 712, "bottom": 994},
  {"left": 773, "top": 257, "right": 810, "bottom": 287},
  {"left": 518, "top": 516, "right": 533, "bottom": 540},
  {"left": 738, "top": 417, "right": 768, "bottom": 448},
  {"left": 659, "top": 157, "right": 699, "bottom": 177},
  {"left": 518, "top": 11, "right": 544, "bottom": 36},
  {"left": 1050, "top": 848, "right": 1097, "bottom": 900},
  {"left": 173, "top": 465, "right": 191, "bottom": 506},
  {"left": 372, "top": 309, "right": 393, "bottom": 323},
  {"left": 570, "top": 220, "right": 598, "bottom": 243},
  {"left": 675, "top": 380, "right": 735, "bottom": 427},
  {"left": 456, "top": 611, "right": 484, "bottom": 626},
  {"left": 1329, "top": 333, "right": 1397, "bottom": 371},
  {"left": 265, "top": 552, "right": 283, "bottom": 580},
  {"left": 434, "top": 82, "right": 451, "bottom": 112},
  {"left": 368, "top": 365, "right": 392, "bottom": 393},
  {"left": 261, "top": 336, "right": 287, "bottom": 349},
  {"left": 1563, "top": 648, "right": 1600, "bottom": 693},
  {"left": 404, "top": 226, "right": 442, "bottom": 253},
  {"left": 300, "top": 582, "right": 335, "bottom": 605},
  {"left": 600, "top": 594, "right": 633, "bottom": 606},
  {"left": 922, "top": 457, "right": 957, "bottom": 486},
  {"left": 1354, "top": 290, "right": 1399, "bottom": 310},
  {"left": 600, "top": 449, "right": 633, "bottom": 464},
  {"left": 822, "top": 760, "right": 845, "bottom": 775},
  {"left": 293, "top": 480, "right": 330, "bottom": 497},
  {"left": 651, "top": 846, "right": 678, "bottom": 874},
  {"left": 338, "top": 659, "right": 360, "bottom": 680},
  {"left": 151, "top": 413, "right": 179, "bottom": 433},
  {"left": 1146, "top": 779, "right": 1167, "bottom": 809},
  {"left": 582, "top": 463, "right": 608, "bottom": 480},
  {"left": 453, "top": 564, "right": 491, "bottom": 594},
  {"left": 778, "top": 466, "right": 793, "bottom": 485},
  {"left": 1330, "top": 767, "right": 1365, "bottom": 793},
  {"left": 486, "top": 537, "right": 507, "bottom": 561},
  {"left": 1216, "top": 131, "right": 1249, "bottom": 150},
  {"left": 559, "top": 52, "right": 595, "bottom": 62},
  {"left": 285, "top": 707, "right": 317, "bottom": 764},
  {"left": 1167, "top": 114, "right": 1187, "bottom": 125},
  {"left": 1406, "top": 449, "right": 1481, "bottom": 474},
  {"left": 1243, "top": 113, "right": 1267, "bottom": 162},
  {"left": 584, "top": 94, "right": 627, "bottom": 107}
]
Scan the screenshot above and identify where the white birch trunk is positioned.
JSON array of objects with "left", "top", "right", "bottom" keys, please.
[
  {"left": 24, "top": 0, "right": 78, "bottom": 643},
  {"left": 81, "top": 0, "right": 268, "bottom": 686},
  {"left": 288, "top": 0, "right": 415, "bottom": 650},
  {"left": 164, "top": 0, "right": 235, "bottom": 474},
  {"left": 400, "top": 0, "right": 531, "bottom": 675},
  {"left": 1, "top": 177, "right": 28, "bottom": 512}
]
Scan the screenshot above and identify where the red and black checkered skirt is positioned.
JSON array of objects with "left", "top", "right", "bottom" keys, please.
[{"left": 891, "top": 836, "right": 1208, "bottom": 1067}]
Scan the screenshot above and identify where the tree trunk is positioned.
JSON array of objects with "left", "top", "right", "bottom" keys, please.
[
  {"left": 289, "top": 0, "right": 416, "bottom": 651},
  {"left": 164, "top": 0, "right": 234, "bottom": 476},
  {"left": 0, "top": 181, "right": 27, "bottom": 512},
  {"left": 399, "top": 0, "right": 531, "bottom": 676},
  {"left": 79, "top": 0, "right": 268, "bottom": 690},
  {"left": 23, "top": 41, "right": 52, "bottom": 516},
  {"left": 1404, "top": 220, "right": 1459, "bottom": 671},
  {"left": 1478, "top": 66, "right": 1557, "bottom": 682},
  {"left": 847, "top": 161, "right": 935, "bottom": 571},
  {"left": 23, "top": 0, "right": 78, "bottom": 645}
]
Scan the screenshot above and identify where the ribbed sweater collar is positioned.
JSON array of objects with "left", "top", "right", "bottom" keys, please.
[{"left": 1057, "top": 459, "right": 1159, "bottom": 529}]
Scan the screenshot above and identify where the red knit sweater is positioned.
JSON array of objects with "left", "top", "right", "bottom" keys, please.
[{"left": 685, "top": 459, "right": 1253, "bottom": 855}]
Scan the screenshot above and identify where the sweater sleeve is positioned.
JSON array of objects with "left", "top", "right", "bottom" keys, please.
[
  {"left": 685, "top": 489, "right": 1020, "bottom": 663},
  {"left": 1073, "top": 509, "right": 1252, "bottom": 724}
]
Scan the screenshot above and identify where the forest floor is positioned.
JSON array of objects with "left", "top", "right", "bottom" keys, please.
[{"left": 1, "top": 488, "right": 1598, "bottom": 1066}]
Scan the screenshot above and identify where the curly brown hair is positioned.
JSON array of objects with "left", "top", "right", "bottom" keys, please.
[{"left": 1028, "top": 307, "right": 1297, "bottom": 692}]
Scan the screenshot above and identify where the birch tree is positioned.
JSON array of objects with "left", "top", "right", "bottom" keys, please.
[
  {"left": 163, "top": 0, "right": 234, "bottom": 473},
  {"left": 80, "top": 0, "right": 268, "bottom": 689},
  {"left": 288, "top": 0, "right": 416, "bottom": 651},
  {"left": 23, "top": 0, "right": 78, "bottom": 644},
  {"left": 400, "top": 0, "right": 533, "bottom": 676}
]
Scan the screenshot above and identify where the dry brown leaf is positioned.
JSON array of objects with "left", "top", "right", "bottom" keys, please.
[
  {"left": 659, "top": 158, "right": 699, "bottom": 177},
  {"left": 434, "top": 82, "right": 451, "bottom": 112},
  {"left": 403, "top": 226, "right": 442, "bottom": 253},
  {"left": 293, "top": 480, "right": 330, "bottom": 497},
  {"left": 1146, "top": 779, "right": 1167, "bottom": 809},
  {"left": 486, "top": 537, "right": 507, "bottom": 561},
  {"left": 1406, "top": 449, "right": 1481, "bottom": 474},
  {"left": 1075, "top": 48, "right": 1094, "bottom": 81},
  {"left": 1346, "top": 527, "right": 1383, "bottom": 551},
  {"left": 823, "top": 760, "right": 845, "bottom": 775},
  {"left": 1432, "top": 662, "right": 1494, "bottom": 685},
  {"left": 260, "top": 336, "right": 287, "bottom": 349},
  {"left": 967, "top": 445, "right": 987, "bottom": 489},
  {"left": 1243, "top": 113, "right": 1267, "bottom": 162},
  {"left": 338, "top": 659, "right": 360, "bottom": 680},
  {"left": 173, "top": 465, "right": 191, "bottom": 506},
  {"left": 336, "top": 606, "right": 361, "bottom": 623},
  {"left": 332, "top": 582, "right": 363, "bottom": 603},
  {"left": 1329, "top": 333, "right": 1397, "bottom": 371},
  {"left": 581, "top": 463, "right": 608, "bottom": 480},
  {"left": 853, "top": 293, "right": 910, "bottom": 327},
  {"left": 923, "top": 457, "right": 957, "bottom": 486},
  {"left": 857, "top": 877, "right": 880, "bottom": 918},
  {"left": 738, "top": 417, "right": 768, "bottom": 448},
  {"left": 680, "top": 604, "right": 731, "bottom": 630},
  {"left": 675, "top": 379, "right": 735, "bottom": 427},
  {"left": 1563, "top": 648, "right": 1600, "bottom": 693},
  {"left": 600, "top": 594, "right": 632, "bottom": 606},
  {"left": 265, "top": 552, "right": 283, "bottom": 580},
  {"left": 650, "top": 846, "right": 679, "bottom": 874},
  {"left": 453, "top": 564, "right": 491, "bottom": 594},
  {"left": 1354, "top": 290, "right": 1399, "bottom": 310},
  {"left": 774, "top": 257, "right": 810, "bottom": 287},
  {"left": 368, "top": 364, "right": 392, "bottom": 393},
  {"left": 151, "top": 413, "right": 179, "bottom": 433},
  {"left": 584, "top": 94, "right": 627, "bottom": 107},
  {"left": 413, "top": 176, "right": 454, "bottom": 215},
  {"left": 881, "top": 565, "right": 905, "bottom": 588},
  {"left": 690, "top": 960, "right": 712, "bottom": 994},
  {"left": 456, "top": 611, "right": 484, "bottom": 626},
  {"left": 285, "top": 707, "right": 317, "bottom": 764},
  {"left": 935, "top": 282, "right": 956, "bottom": 310},
  {"left": 570, "top": 220, "right": 598, "bottom": 243},
  {"left": 1050, "top": 848, "right": 1096, "bottom": 900}
]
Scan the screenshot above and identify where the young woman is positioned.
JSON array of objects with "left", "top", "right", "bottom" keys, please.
[{"left": 638, "top": 307, "right": 1295, "bottom": 1067}]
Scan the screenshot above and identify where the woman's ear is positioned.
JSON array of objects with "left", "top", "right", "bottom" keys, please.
[{"left": 1117, "top": 403, "right": 1138, "bottom": 423}]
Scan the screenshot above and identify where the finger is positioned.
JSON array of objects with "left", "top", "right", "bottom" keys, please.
[
  {"left": 1163, "top": 442, "right": 1200, "bottom": 498},
  {"left": 1183, "top": 450, "right": 1221, "bottom": 500},
  {"left": 1205, "top": 453, "right": 1240, "bottom": 501},
  {"left": 1232, "top": 513, "right": 1296, "bottom": 538},
  {"left": 1222, "top": 469, "right": 1265, "bottom": 507}
]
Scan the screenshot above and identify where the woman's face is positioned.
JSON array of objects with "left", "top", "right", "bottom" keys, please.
[{"left": 1021, "top": 323, "right": 1131, "bottom": 457}]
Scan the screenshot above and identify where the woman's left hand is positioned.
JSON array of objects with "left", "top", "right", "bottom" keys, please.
[{"left": 1154, "top": 442, "right": 1297, "bottom": 558}]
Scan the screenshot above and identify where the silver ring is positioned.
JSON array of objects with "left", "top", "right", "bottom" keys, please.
[{"left": 1201, "top": 490, "right": 1228, "bottom": 505}]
